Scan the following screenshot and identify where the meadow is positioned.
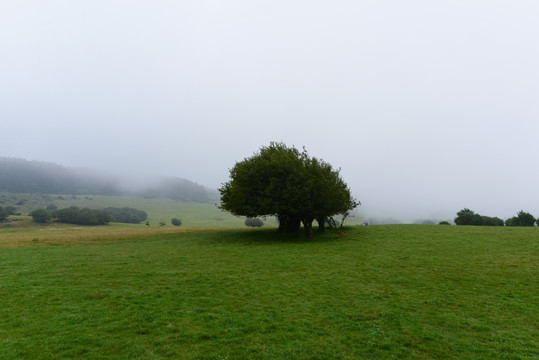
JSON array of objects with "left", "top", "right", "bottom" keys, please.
[
  {"left": 0, "top": 192, "right": 265, "bottom": 228},
  {"left": 0, "top": 223, "right": 537, "bottom": 359}
]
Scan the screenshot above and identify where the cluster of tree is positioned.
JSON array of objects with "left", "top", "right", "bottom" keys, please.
[
  {"left": 0, "top": 157, "right": 215, "bottom": 203},
  {"left": 29, "top": 206, "right": 152, "bottom": 225},
  {"left": 1, "top": 205, "right": 20, "bottom": 220},
  {"left": 0, "top": 157, "right": 120, "bottom": 195},
  {"left": 103, "top": 207, "right": 148, "bottom": 224},
  {"left": 0, "top": 206, "right": 9, "bottom": 222},
  {"left": 455, "top": 208, "right": 538, "bottom": 227},
  {"left": 141, "top": 177, "right": 210, "bottom": 202},
  {"left": 219, "top": 143, "right": 359, "bottom": 237},
  {"left": 455, "top": 209, "right": 506, "bottom": 226},
  {"left": 53, "top": 207, "right": 111, "bottom": 225},
  {"left": 505, "top": 211, "right": 537, "bottom": 227}
]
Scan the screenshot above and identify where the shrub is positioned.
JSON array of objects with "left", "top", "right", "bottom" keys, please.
[
  {"left": 455, "top": 209, "right": 504, "bottom": 226},
  {"left": 439, "top": 221, "right": 451, "bottom": 225},
  {"left": 103, "top": 207, "right": 148, "bottom": 224},
  {"left": 506, "top": 211, "right": 536, "bottom": 227},
  {"left": 0, "top": 206, "right": 8, "bottom": 222},
  {"left": 53, "top": 207, "right": 110, "bottom": 225},
  {"left": 454, "top": 209, "right": 482, "bottom": 225},
  {"left": 5, "top": 206, "right": 18, "bottom": 215},
  {"left": 171, "top": 218, "right": 182, "bottom": 226},
  {"left": 30, "top": 208, "right": 52, "bottom": 223},
  {"left": 46, "top": 204, "right": 57, "bottom": 212},
  {"left": 245, "top": 218, "right": 264, "bottom": 227}
]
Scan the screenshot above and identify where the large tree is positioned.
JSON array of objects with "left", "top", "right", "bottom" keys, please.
[{"left": 218, "top": 143, "right": 359, "bottom": 237}]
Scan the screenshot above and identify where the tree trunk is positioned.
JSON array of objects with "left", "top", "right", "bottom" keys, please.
[
  {"left": 278, "top": 215, "right": 286, "bottom": 232},
  {"left": 317, "top": 217, "right": 326, "bottom": 232},
  {"left": 302, "top": 219, "right": 314, "bottom": 238},
  {"left": 278, "top": 214, "right": 301, "bottom": 233},
  {"left": 287, "top": 216, "right": 301, "bottom": 233}
]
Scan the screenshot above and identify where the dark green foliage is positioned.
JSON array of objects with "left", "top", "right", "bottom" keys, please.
[
  {"left": 505, "top": 210, "right": 536, "bottom": 227},
  {"left": 481, "top": 216, "right": 505, "bottom": 227},
  {"left": 53, "top": 206, "right": 110, "bottom": 225},
  {"left": 171, "top": 218, "right": 182, "bottom": 226},
  {"left": 0, "top": 206, "right": 8, "bottom": 221},
  {"left": 30, "top": 208, "right": 52, "bottom": 223},
  {"left": 219, "top": 143, "right": 359, "bottom": 237},
  {"left": 439, "top": 221, "right": 451, "bottom": 225},
  {"left": 454, "top": 209, "right": 483, "bottom": 225},
  {"left": 245, "top": 217, "right": 264, "bottom": 227},
  {"left": 455, "top": 209, "right": 504, "bottom": 226},
  {"left": 46, "top": 204, "right": 57, "bottom": 212},
  {"left": 103, "top": 207, "right": 148, "bottom": 224},
  {"left": 4, "top": 206, "right": 18, "bottom": 215}
]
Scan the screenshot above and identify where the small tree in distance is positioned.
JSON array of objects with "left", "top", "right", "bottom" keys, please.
[
  {"left": 0, "top": 206, "right": 8, "bottom": 222},
  {"left": 30, "top": 208, "right": 52, "bottom": 223},
  {"left": 505, "top": 211, "right": 536, "bottom": 227},
  {"left": 245, "top": 218, "right": 264, "bottom": 228},
  {"left": 171, "top": 218, "right": 182, "bottom": 226}
]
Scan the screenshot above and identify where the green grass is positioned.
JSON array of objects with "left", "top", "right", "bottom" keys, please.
[
  {"left": 0, "top": 192, "right": 279, "bottom": 228},
  {"left": 0, "top": 225, "right": 537, "bottom": 359}
]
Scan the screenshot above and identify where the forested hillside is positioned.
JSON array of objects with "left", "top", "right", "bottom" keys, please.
[{"left": 0, "top": 157, "right": 214, "bottom": 202}]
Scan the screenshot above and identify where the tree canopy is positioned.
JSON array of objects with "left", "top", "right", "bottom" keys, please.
[
  {"left": 505, "top": 211, "right": 536, "bottom": 227},
  {"left": 454, "top": 208, "right": 504, "bottom": 226},
  {"left": 218, "top": 143, "right": 359, "bottom": 237}
]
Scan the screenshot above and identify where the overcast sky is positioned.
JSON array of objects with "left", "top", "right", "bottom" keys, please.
[{"left": 1, "top": 1, "right": 538, "bottom": 221}]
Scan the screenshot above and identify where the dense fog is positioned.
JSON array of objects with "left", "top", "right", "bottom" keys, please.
[{"left": 1, "top": 1, "right": 538, "bottom": 222}]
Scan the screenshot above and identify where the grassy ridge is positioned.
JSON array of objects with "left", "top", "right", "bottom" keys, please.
[{"left": 0, "top": 225, "right": 537, "bottom": 359}]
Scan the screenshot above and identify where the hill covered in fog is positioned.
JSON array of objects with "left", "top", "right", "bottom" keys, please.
[{"left": 0, "top": 157, "right": 216, "bottom": 203}]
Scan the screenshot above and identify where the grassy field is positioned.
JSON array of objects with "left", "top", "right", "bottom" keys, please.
[
  {"left": 0, "top": 224, "right": 537, "bottom": 359},
  {"left": 0, "top": 192, "right": 275, "bottom": 228}
]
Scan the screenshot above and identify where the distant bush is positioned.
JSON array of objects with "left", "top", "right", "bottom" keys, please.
[
  {"left": 103, "top": 207, "right": 148, "bottom": 224},
  {"left": 505, "top": 211, "right": 536, "bottom": 227},
  {"left": 245, "top": 218, "right": 264, "bottom": 228},
  {"left": 30, "top": 208, "right": 52, "bottom": 223},
  {"left": 455, "top": 209, "right": 482, "bottom": 225},
  {"left": 46, "top": 204, "right": 57, "bottom": 212},
  {"left": 439, "top": 221, "right": 451, "bottom": 225},
  {"left": 171, "top": 218, "right": 182, "bottom": 226},
  {"left": 455, "top": 209, "right": 504, "bottom": 226},
  {"left": 53, "top": 207, "right": 110, "bottom": 225},
  {"left": 0, "top": 206, "right": 8, "bottom": 222},
  {"left": 481, "top": 216, "right": 505, "bottom": 227},
  {"left": 5, "top": 206, "right": 18, "bottom": 215}
]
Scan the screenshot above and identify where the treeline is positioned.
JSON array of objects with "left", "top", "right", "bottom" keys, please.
[
  {"left": 454, "top": 208, "right": 538, "bottom": 227},
  {"left": 0, "top": 157, "right": 118, "bottom": 195},
  {"left": 0, "top": 157, "right": 213, "bottom": 203},
  {"left": 30, "top": 206, "right": 148, "bottom": 226},
  {"left": 103, "top": 207, "right": 148, "bottom": 224},
  {"left": 140, "top": 177, "right": 210, "bottom": 202}
]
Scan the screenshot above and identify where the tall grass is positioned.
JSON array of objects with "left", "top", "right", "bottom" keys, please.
[{"left": 0, "top": 225, "right": 537, "bottom": 359}]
